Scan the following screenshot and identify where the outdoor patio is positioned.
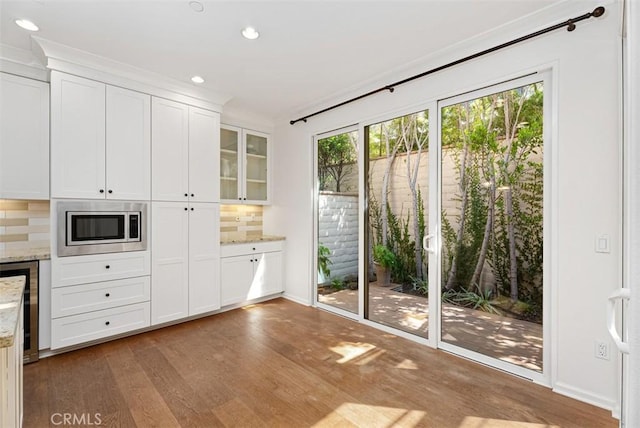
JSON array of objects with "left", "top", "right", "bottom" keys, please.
[{"left": 319, "top": 284, "right": 543, "bottom": 372}]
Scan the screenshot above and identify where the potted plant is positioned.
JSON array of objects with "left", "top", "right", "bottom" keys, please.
[{"left": 373, "top": 244, "right": 396, "bottom": 286}]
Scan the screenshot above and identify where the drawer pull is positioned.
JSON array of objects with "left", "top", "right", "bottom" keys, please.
[
  {"left": 184, "top": 193, "right": 188, "bottom": 197},
  {"left": 105, "top": 293, "right": 110, "bottom": 297},
  {"left": 105, "top": 321, "right": 110, "bottom": 326},
  {"left": 191, "top": 193, "right": 194, "bottom": 197},
  {"left": 184, "top": 207, "right": 188, "bottom": 211},
  {"left": 99, "top": 189, "right": 104, "bottom": 194},
  {"left": 105, "top": 265, "right": 110, "bottom": 269},
  {"left": 108, "top": 189, "right": 113, "bottom": 194}
]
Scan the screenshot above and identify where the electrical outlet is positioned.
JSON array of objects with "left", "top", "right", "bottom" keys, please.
[{"left": 595, "top": 341, "right": 610, "bottom": 360}]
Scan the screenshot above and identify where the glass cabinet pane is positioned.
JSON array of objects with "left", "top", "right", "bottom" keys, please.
[
  {"left": 245, "top": 132, "right": 268, "bottom": 201},
  {"left": 220, "top": 127, "right": 240, "bottom": 200}
]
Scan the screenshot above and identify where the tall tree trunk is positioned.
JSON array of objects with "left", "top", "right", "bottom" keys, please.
[
  {"left": 470, "top": 175, "right": 495, "bottom": 289},
  {"left": 380, "top": 125, "right": 400, "bottom": 246},
  {"left": 445, "top": 105, "right": 471, "bottom": 291},
  {"left": 506, "top": 188, "right": 518, "bottom": 301},
  {"left": 502, "top": 93, "right": 524, "bottom": 302}
]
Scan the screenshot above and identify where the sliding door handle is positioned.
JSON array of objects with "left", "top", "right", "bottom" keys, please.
[
  {"left": 607, "top": 288, "right": 630, "bottom": 354},
  {"left": 422, "top": 234, "right": 435, "bottom": 254}
]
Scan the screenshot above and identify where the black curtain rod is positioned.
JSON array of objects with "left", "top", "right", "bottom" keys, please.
[{"left": 290, "top": 5, "right": 605, "bottom": 125}]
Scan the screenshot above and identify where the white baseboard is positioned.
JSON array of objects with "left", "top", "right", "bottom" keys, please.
[
  {"left": 553, "top": 381, "right": 618, "bottom": 417},
  {"left": 282, "top": 293, "right": 311, "bottom": 306}
]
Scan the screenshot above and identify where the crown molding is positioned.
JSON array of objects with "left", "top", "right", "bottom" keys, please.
[
  {"left": 31, "top": 36, "right": 231, "bottom": 112},
  {"left": 0, "top": 43, "right": 48, "bottom": 81}
]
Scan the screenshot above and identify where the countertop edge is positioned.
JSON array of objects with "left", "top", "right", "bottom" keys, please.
[
  {"left": 0, "top": 248, "right": 51, "bottom": 264},
  {"left": 220, "top": 236, "right": 286, "bottom": 245}
]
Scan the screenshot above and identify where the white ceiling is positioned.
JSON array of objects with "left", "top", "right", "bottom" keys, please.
[{"left": 0, "top": 0, "right": 567, "bottom": 122}]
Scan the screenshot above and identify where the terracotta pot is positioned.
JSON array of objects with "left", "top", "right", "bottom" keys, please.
[{"left": 374, "top": 262, "right": 391, "bottom": 286}]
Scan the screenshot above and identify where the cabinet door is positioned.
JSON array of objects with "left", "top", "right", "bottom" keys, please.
[
  {"left": 151, "top": 202, "right": 189, "bottom": 324},
  {"left": 152, "top": 98, "right": 189, "bottom": 202},
  {"left": 0, "top": 73, "right": 49, "bottom": 200},
  {"left": 243, "top": 130, "right": 270, "bottom": 204},
  {"left": 220, "top": 255, "right": 254, "bottom": 306},
  {"left": 258, "top": 251, "right": 284, "bottom": 296},
  {"left": 189, "top": 107, "right": 220, "bottom": 202},
  {"left": 220, "top": 125, "right": 242, "bottom": 202},
  {"left": 51, "top": 72, "right": 106, "bottom": 199},
  {"left": 106, "top": 86, "right": 151, "bottom": 200},
  {"left": 188, "top": 203, "right": 220, "bottom": 315}
]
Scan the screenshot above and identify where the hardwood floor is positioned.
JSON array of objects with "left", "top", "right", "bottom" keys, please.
[{"left": 24, "top": 298, "right": 617, "bottom": 427}]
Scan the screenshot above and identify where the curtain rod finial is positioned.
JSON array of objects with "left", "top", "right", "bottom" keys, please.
[{"left": 592, "top": 6, "right": 605, "bottom": 18}]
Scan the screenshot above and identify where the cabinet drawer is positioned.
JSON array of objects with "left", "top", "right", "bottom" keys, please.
[
  {"left": 52, "top": 276, "right": 150, "bottom": 318},
  {"left": 51, "top": 302, "right": 150, "bottom": 350},
  {"left": 221, "top": 240, "right": 284, "bottom": 258},
  {"left": 53, "top": 251, "right": 150, "bottom": 287}
]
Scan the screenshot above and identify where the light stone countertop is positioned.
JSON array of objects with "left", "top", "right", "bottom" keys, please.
[
  {"left": 220, "top": 235, "right": 286, "bottom": 245},
  {"left": 0, "top": 247, "right": 51, "bottom": 264},
  {"left": 0, "top": 275, "right": 25, "bottom": 348}
]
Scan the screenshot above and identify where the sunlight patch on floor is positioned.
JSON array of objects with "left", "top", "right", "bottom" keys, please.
[
  {"left": 459, "top": 416, "right": 559, "bottom": 428},
  {"left": 329, "top": 341, "right": 377, "bottom": 364},
  {"left": 395, "top": 359, "right": 419, "bottom": 370},
  {"left": 312, "top": 402, "right": 427, "bottom": 428}
]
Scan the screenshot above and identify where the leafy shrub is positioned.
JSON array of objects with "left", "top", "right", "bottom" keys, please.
[
  {"left": 373, "top": 244, "right": 397, "bottom": 268},
  {"left": 317, "top": 244, "right": 332, "bottom": 278}
]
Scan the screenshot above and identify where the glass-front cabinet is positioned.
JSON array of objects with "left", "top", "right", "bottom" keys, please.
[{"left": 220, "top": 125, "right": 270, "bottom": 204}]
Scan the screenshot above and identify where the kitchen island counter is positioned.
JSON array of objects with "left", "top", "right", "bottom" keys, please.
[{"left": 0, "top": 275, "right": 25, "bottom": 348}]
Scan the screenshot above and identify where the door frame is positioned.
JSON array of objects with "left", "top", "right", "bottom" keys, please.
[{"left": 312, "top": 125, "right": 361, "bottom": 320}]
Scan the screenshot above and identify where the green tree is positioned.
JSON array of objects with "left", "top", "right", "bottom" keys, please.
[{"left": 318, "top": 133, "right": 357, "bottom": 192}]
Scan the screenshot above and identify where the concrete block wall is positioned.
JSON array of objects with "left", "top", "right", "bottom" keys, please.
[{"left": 318, "top": 192, "right": 358, "bottom": 280}]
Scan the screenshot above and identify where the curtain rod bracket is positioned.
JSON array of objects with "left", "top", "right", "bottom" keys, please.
[{"left": 290, "top": 5, "right": 606, "bottom": 126}]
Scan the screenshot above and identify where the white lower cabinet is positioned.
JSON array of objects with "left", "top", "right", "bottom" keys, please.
[
  {"left": 220, "top": 241, "right": 284, "bottom": 306},
  {"left": 151, "top": 202, "right": 220, "bottom": 325},
  {"left": 51, "top": 302, "right": 150, "bottom": 349},
  {"left": 51, "top": 251, "right": 151, "bottom": 350}
]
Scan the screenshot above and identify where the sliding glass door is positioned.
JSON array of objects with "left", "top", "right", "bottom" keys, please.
[
  {"left": 365, "top": 109, "right": 434, "bottom": 339},
  {"left": 314, "top": 128, "right": 360, "bottom": 316},
  {"left": 438, "top": 75, "right": 547, "bottom": 379},
  {"left": 313, "top": 73, "right": 548, "bottom": 381}
]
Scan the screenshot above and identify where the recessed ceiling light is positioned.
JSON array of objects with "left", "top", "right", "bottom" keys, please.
[
  {"left": 189, "top": 1, "right": 204, "bottom": 13},
  {"left": 15, "top": 19, "right": 39, "bottom": 32},
  {"left": 191, "top": 75, "right": 205, "bottom": 84},
  {"left": 241, "top": 27, "right": 260, "bottom": 40}
]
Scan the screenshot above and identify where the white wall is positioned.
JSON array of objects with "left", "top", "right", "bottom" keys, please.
[
  {"left": 318, "top": 192, "right": 359, "bottom": 280},
  {"left": 267, "top": 0, "right": 622, "bottom": 412}
]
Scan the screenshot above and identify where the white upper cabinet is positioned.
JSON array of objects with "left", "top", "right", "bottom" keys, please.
[
  {"left": 152, "top": 98, "right": 220, "bottom": 202},
  {"left": 220, "top": 125, "right": 270, "bottom": 205},
  {"left": 51, "top": 72, "right": 106, "bottom": 199},
  {"left": 0, "top": 73, "right": 50, "bottom": 200},
  {"left": 51, "top": 71, "right": 151, "bottom": 200},
  {"left": 151, "top": 98, "right": 189, "bottom": 202},
  {"left": 188, "top": 107, "right": 220, "bottom": 202},
  {"left": 106, "top": 86, "right": 151, "bottom": 200}
]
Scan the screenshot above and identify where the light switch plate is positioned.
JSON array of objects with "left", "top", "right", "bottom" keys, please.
[{"left": 595, "top": 234, "right": 610, "bottom": 253}]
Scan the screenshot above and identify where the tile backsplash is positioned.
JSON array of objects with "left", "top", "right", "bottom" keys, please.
[
  {"left": 220, "top": 205, "right": 263, "bottom": 242},
  {"left": 0, "top": 200, "right": 50, "bottom": 250}
]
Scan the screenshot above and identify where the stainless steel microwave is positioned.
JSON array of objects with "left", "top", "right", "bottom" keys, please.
[{"left": 57, "top": 201, "right": 147, "bottom": 257}]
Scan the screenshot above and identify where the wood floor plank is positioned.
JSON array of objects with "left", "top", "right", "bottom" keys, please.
[{"left": 23, "top": 298, "right": 617, "bottom": 428}]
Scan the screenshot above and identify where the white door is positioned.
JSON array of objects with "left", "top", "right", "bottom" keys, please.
[
  {"left": 151, "top": 202, "right": 189, "bottom": 324},
  {"left": 0, "top": 73, "right": 49, "bottom": 200},
  {"left": 188, "top": 202, "right": 221, "bottom": 315},
  {"left": 189, "top": 107, "right": 220, "bottom": 203},
  {"left": 151, "top": 97, "right": 189, "bottom": 202},
  {"left": 220, "top": 255, "right": 253, "bottom": 306},
  {"left": 105, "top": 86, "right": 151, "bottom": 200},
  {"left": 257, "top": 251, "right": 283, "bottom": 296},
  {"left": 51, "top": 71, "right": 106, "bottom": 199}
]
